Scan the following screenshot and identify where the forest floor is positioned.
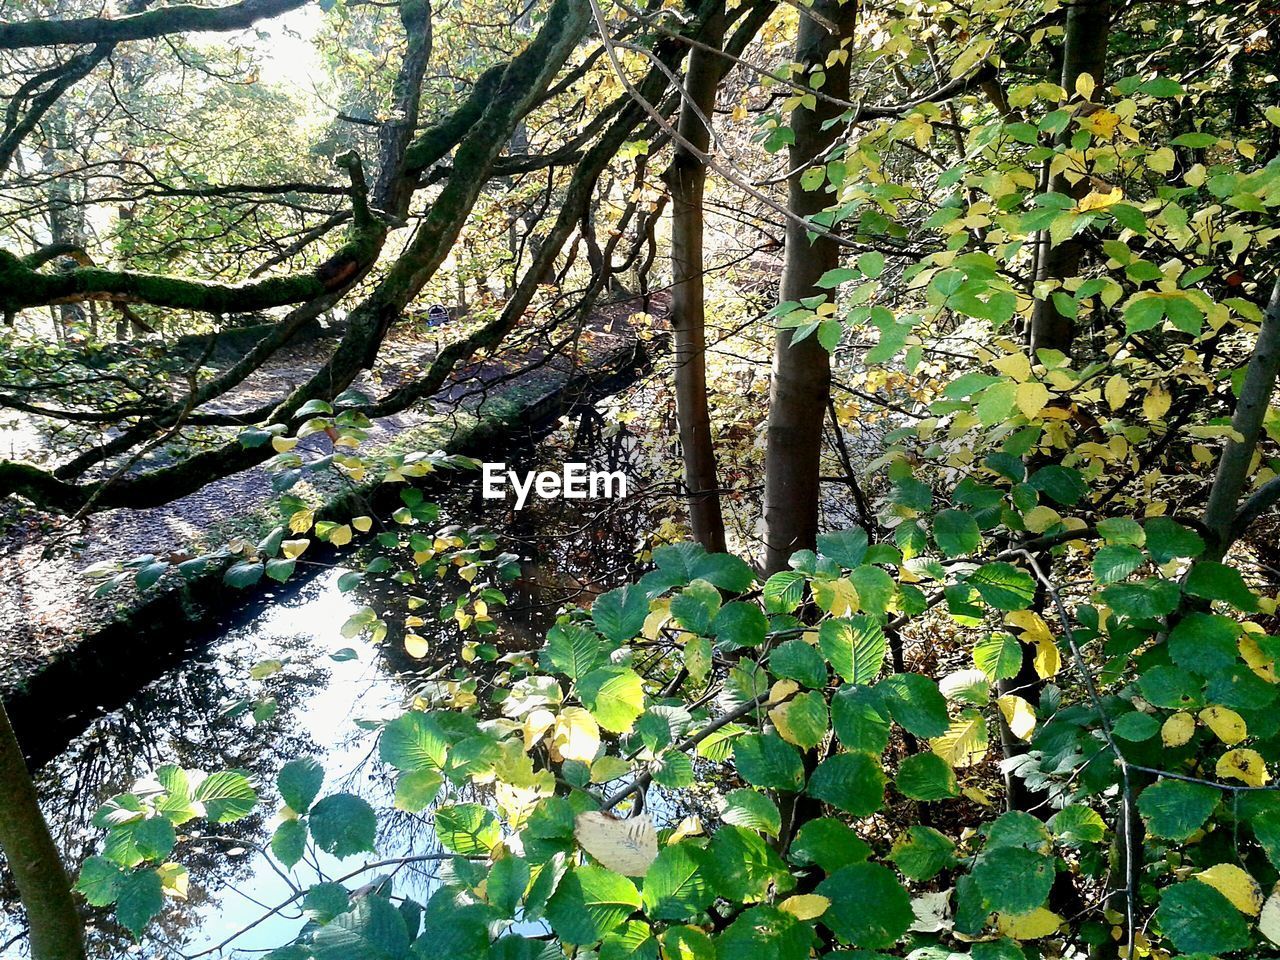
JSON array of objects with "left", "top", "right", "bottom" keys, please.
[{"left": 0, "top": 295, "right": 661, "bottom": 697}]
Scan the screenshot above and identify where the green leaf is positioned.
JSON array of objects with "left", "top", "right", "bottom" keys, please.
[
  {"left": 488, "top": 855, "right": 531, "bottom": 916},
  {"left": 717, "top": 906, "right": 815, "bottom": 960},
  {"left": 1051, "top": 805, "right": 1107, "bottom": 846},
  {"left": 806, "top": 752, "right": 885, "bottom": 816},
  {"left": 713, "top": 602, "right": 768, "bottom": 648},
  {"left": 974, "top": 633, "right": 1023, "bottom": 681},
  {"left": 1168, "top": 613, "right": 1240, "bottom": 676},
  {"left": 722, "top": 789, "right": 781, "bottom": 837},
  {"left": 817, "top": 863, "right": 913, "bottom": 948},
  {"left": 103, "top": 816, "right": 176, "bottom": 869},
  {"left": 593, "top": 586, "right": 650, "bottom": 642},
  {"left": 223, "top": 561, "right": 264, "bottom": 589},
  {"left": 1156, "top": 881, "right": 1250, "bottom": 955},
  {"left": 115, "top": 868, "right": 164, "bottom": 938},
  {"left": 579, "top": 667, "right": 646, "bottom": 734},
  {"left": 546, "top": 865, "right": 642, "bottom": 944},
  {"left": 967, "top": 562, "right": 1035, "bottom": 611},
  {"left": 705, "top": 825, "right": 793, "bottom": 902},
  {"left": 76, "top": 855, "right": 124, "bottom": 907},
  {"left": 1112, "top": 711, "right": 1159, "bottom": 741},
  {"left": 1184, "top": 561, "right": 1258, "bottom": 611},
  {"left": 544, "top": 623, "right": 606, "bottom": 680},
  {"left": 641, "top": 843, "right": 711, "bottom": 920},
  {"left": 1092, "top": 544, "right": 1144, "bottom": 584},
  {"left": 734, "top": 733, "right": 805, "bottom": 791},
  {"left": 895, "top": 751, "right": 958, "bottom": 800},
  {"left": 1028, "top": 465, "right": 1087, "bottom": 505},
  {"left": 817, "top": 529, "right": 869, "bottom": 568},
  {"left": 933, "top": 509, "right": 981, "bottom": 557},
  {"left": 877, "top": 673, "right": 950, "bottom": 738},
  {"left": 818, "top": 616, "right": 887, "bottom": 684},
  {"left": 849, "top": 565, "right": 895, "bottom": 616},
  {"left": 309, "top": 793, "right": 378, "bottom": 858},
  {"left": 304, "top": 882, "right": 351, "bottom": 922},
  {"left": 312, "top": 894, "right": 411, "bottom": 960},
  {"left": 789, "top": 818, "right": 871, "bottom": 873},
  {"left": 395, "top": 768, "right": 443, "bottom": 813},
  {"left": 889, "top": 826, "right": 956, "bottom": 881},
  {"left": 1102, "top": 579, "right": 1181, "bottom": 619},
  {"left": 831, "top": 684, "right": 892, "bottom": 753},
  {"left": 1144, "top": 517, "right": 1204, "bottom": 563},
  {"left": 763, "top": 570, "right": 807, "bottom": 613},
  {"left": 193, "top": 770, "right": 257, "bottom": 823},
  {"left": 379, "top": 711, "right": 448, "bottom": 774},
  {"left": 689, "top": 552, "right": 755, "bottom": 592},
  {"left": 278, "top": 758, "right": 324, "bottom": 814},
  {"left": 434, "top": 802, "right": 499, "bottom": 855},
  {"left": 271, "top": 818, "right": 308, "bottom": 868},
  {"left": 973, "top": 847, "right": 1054, "bottom": 913},
  {"left": 1137, "top": 780, "right": 1219, "bottom": 840},
  {"left": 769, "top": 639, "right": 828, "bottom": 689}
]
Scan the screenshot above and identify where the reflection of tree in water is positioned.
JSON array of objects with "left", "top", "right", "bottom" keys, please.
[{"left": 0, "top": 626, "right": 334, "bottom": 956}]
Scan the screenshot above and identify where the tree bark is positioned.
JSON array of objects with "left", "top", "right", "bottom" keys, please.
[
  {"left": 762, "top": 0, "right": 858, "bottom": 574},
  {"left": 0, "top": 702, "right": 85, "bottom": 960},
  {"left": 1203, "top": 277, "right": 1280, "bottom": 559},
  {"left": 1028, "top": 0, "right": 1111, "bottom": 356},
  {"left": 668, "top": 3, "right": 727, "bottom": 552}
]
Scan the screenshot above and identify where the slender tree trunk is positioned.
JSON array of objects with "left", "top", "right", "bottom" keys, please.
[
  {"left": 0, "top": 702, "right": 85, "bottom": 960},
  {"left": 669, "top": 4, "right": 727, "bottom": 552},
  {"left": 1028, "top": 0, "right": 1111, "bottom": 355},
  {"left": 1203, "top": 277, "right": 1280, "bottom": 559},
  {"left": 762, "top": 0, "right": 858, "bottom": 574}
]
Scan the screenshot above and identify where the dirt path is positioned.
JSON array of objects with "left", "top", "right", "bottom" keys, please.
[{"left": 0, "top": 296, "right": 662, "bottom": 693}]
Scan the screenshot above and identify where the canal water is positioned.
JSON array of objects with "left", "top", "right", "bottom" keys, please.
[{"left": 0, "top": 406, "right": 658, "bottom": 958}]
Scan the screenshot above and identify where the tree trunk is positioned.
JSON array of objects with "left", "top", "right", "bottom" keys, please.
[
  {"left": 0, "top": 702, "right": 85, "bottom": 960},
  {"left": 1203, "top": 277, "right": 1280, "bottom": 559},
  {"left": 669, "top": 4, "right": 727, "bottom": 553},
  {"left": 762, "top": 0, "right": 858, "bottom": 574},
  {"left": 1028, "top": 0, "right": 1111, "bottom": 355}
]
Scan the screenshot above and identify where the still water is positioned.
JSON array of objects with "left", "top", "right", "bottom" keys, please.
[{"left": 0, "top": 408, "right": 653, "bottom": 957}]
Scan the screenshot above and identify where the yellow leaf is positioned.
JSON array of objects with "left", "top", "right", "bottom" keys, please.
[
  {"left": 1217, "top": 748, "right": 1270, "bottom": 786},
  {"left": 992, "top": 351, "right": 1031, "bottom": 382},
  {"left": 962, "top": 785, "right": 994, "bottom": 807},
  {"left": 1199, "top": 706, "right": 1247, "bottom": 745},
  {"left": 1023, "top": 506, "right": 1062, "bottom": 534},
  {"left": 328, "top": 524, "right": 353, "bottom": 547},
  {"left": 1078, "top": 186, "right": 1123, "bottom": 211},
  {"left": 1161, "top": 712, "right": 1195, "bottom": 747},
  {"left": 281, "top": 539, "right": 309, "bottom": 560},
  {"left": 1241, "top": 632, "right": 1279, "bottom": 683},
  {"left": 271, "top": 435, "right": 298, "bottom": 453},
  {"left": 1104, "top": 375, "right": 1130, "bottom": 410},
  {"left": 551, "top": 707, "right": 600, "bottom": 764},
  {"left": 998, "top": 694, "right": 1036, "bottom": 740},
  {"left": 930, "top": 711, "right": 988, "bottom": 767},
  {"left": 769, "top": 679, "right": 800, "bottom": 705},
  {"left": 523, "top": 708, "right": 555, "bottom": 751},
  {"left": 1195, "top": 864, "right": 1263, "bottom": 916},
  {"left": 157, "top": 862, "right": 189, "bottom": 900},
  {"left": 779, "top": 894, "right": 830, "bottom": 920},
  {"left": 1143, "top": 385, "right": 1171, "bottom": 423},
  {"left": 996, "top": 907, "right": 1064, "bottom": 939},
  {"left": 1074, "top": 72, "right": 1096, "bottom": 101},
  {"left": 404, "top": 633, "right": 429, "bottom": 658},
  {"left": 1016, "top": 382, "right": 1051, "bottom": 419},
  {"left": 1148, "top": 147, "right": 1176, "bottom": 173},
  {"left": 1033, "top": 636, "right": 1061, "bottom": 679},
  {"left": 352, "top": 516, "right": 373, "bottom": 533}
]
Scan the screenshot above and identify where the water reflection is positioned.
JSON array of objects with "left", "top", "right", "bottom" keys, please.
[{"left": 1, "top": 408, "right": 656, "bottom": 958}]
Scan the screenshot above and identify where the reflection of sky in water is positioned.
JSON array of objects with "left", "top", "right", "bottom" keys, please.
[{"left": 4, "top": 569, "right": 450, "bottom": 958}]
